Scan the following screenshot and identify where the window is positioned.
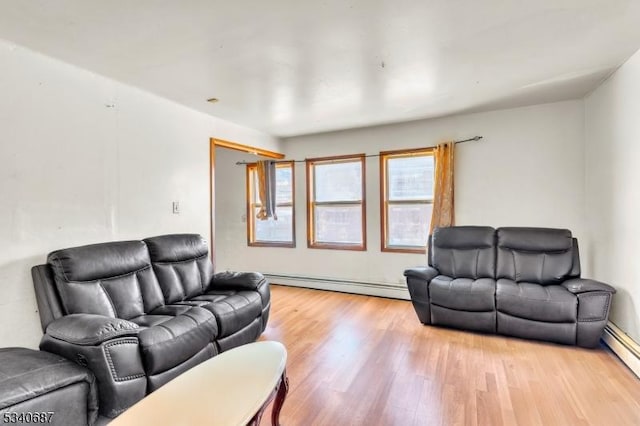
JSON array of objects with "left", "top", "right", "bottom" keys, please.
[
  {"left": 380, "top": 148, "right": 435, "bottom": 253},
  {"left": 246, "top": 161, "right": 295, "bottom": 247},
  {"left": 306, "top": 154, "right": 366, "bottom": 250}
]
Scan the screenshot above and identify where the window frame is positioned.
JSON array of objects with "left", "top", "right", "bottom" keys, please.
[
  {"left": 306, "top": 154, "right": 367, "bottom": 251},
  {"left": 246, "top": 161, "right": 296, "bottom": 248},
  {"left": 380, "top": 147, "right": 435, "bottom": 254}
]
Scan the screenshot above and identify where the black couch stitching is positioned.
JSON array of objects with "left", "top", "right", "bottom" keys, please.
[
  {"left": 577, "top": 293, "right": 610, "bottom": 322},
  {"left": 103, "top": 339, "right": 145, "bottom": 382},
  {"left": 60, "top": 264, "right": 152, "bottom": 284}
]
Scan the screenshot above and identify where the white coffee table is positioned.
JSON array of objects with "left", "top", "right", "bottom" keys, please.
[{"left": 112, "top": 341, "right": 288, "bottom": 426}]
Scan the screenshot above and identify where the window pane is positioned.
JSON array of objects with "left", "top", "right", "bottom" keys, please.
[
  {"left": 255, "top": 206, "right": 293, "bottom": 243},
  {"left": 387, "top": 203, "right": 432, "bottom": 247},
  {"left": 275, "top": 166, "right": 292, "bottom": 204},
  {"left": 314, "top": 161, "right": 362, "bottom": 202},
  {"left": 388, "top": 155, "right": 434, "bottom": 201},
  {"left": 315, "top": 205, "right": 362, "bottom": 244}
]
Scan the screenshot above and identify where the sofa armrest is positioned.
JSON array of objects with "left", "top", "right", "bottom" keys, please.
[
  {"left": 562, "top": 278, "right": 616, "bottom": 294},
  {"left": 403, "top": 267, "right": 439, "bottom": 282},
  {"left": 210, "top": 271, "right": 267, "bottom": 291},
  {"left": 404, "top": 267, "right": 438, "bottom": 325},
  {"left": 46, "top": 314, "right": 139, "bottom": 346},
  {"left": 41, "top": 315, "right": 146, "bottom": 418}
]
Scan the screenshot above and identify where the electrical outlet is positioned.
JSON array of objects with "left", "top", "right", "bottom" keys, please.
[{"left": 172, "top": 201, "right": 180, "bottom": 214}]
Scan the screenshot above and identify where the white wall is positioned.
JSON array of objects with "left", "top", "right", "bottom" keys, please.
[
  {"left": 585, "top": 49, "right": 640, "bottom": 344},
  {"left": 0, "top": 38, "right": 280, "bottom": 348},
  {"left": 215, "top": 101, "right": 586, "bottom": 297}
]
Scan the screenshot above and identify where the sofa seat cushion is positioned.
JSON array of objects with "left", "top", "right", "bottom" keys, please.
[
  {"left": 429, "top": 276, "right": 496, "bottom": 312},
  {"left": 170, "top": 300, "right": 211, "bottom": 307},
  {"left": 193, "top": 290, "right": 262, "bottom": 338},
  {"left": 497, "top": 312, "right": 577, "bottom": 345},
  {"left": 496, "top": 279, "right": 577, "bottom": 323},
  {"left": 148, "top": 304, "right": 193, "bottom": 316},
  {"left": 189, "top": 290, "right": 236, "bottom": 304},
  {"left": 137, "top": 307, "right": 218, "bottom": 375},
  {"left": 129, "top": 314, "right": 173, "bottom": 328}
]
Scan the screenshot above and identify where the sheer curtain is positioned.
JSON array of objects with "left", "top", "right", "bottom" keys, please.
[{"left": 429, "top": 141, "right": 455, "bottom": 233}]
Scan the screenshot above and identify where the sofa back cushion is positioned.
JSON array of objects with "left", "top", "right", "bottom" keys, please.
[
  {"left": 431, "top": 226, "right": 496, "bottom": 279},
  {"left": 144, "top": 234, "right": 213, "bottom": 304},
  {"left": 496, "top": 227, "right": 575, "bottom": 284},
  {"left": 47, "top": 241, "right": 165, "bottom": 319}
]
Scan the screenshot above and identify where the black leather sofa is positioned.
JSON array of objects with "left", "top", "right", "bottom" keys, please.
[
  {"left": 0, "top": 348, "right": 98, "bottom": 426},
  {"left": 404, "top": 226, "right": 615, "bottom": 348},
  {"left": 31, "top": 234, "right": 270, "bottom": 419}
]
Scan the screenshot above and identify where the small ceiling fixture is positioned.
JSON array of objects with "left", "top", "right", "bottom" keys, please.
[{"left": 206, "top": 97, "right": 219, "bottom": 103}]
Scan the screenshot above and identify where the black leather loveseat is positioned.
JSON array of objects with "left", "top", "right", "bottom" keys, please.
[
  {"left": 404, "top": 226, "right": 615, "bottom": 348},
  {"left": 31, "top": 234, "right": 270, "bottom": 419}
]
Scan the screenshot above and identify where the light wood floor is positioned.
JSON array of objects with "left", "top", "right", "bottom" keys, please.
[{"left": 259, "top": 285, "right": 640, "bottom": 426}]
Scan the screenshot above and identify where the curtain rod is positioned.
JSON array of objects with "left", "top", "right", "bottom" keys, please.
[{"left": 235, "top": 135, "right": 482, "bottom": 165}]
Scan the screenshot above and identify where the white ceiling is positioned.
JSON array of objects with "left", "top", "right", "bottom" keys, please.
[{"left": 1, "top": 1, "right": 639, "bottom": 137}]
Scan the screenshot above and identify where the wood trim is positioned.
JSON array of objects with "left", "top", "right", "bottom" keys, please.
[
  {"left": 382, "top": 246, "right": 427, "bottom": 254},
  {"left": 290, "top": 161, "right": 297, "bottom": 249},
  {"left": 246, "top": 161, "right": 296, "bottom": 248},
  {"left": 306, "top": 157, "right": 313, "bottom": 249},
  {"left": 307, "top": 242, "right": 367, "bottom": 251},
  {"left": 305, "top": 153, "right": 367, "bottom": 163},
  {"left": 209, "top": 140, "right": 216, "bottom": 263},
  {"left": 361, "top": 154, "right": 367, "bottom": 251},
  {"left": 306, "top": 154, "right": 366, "bottom": 251},
  {"left": 379, "top": 152, "right": 386, "bottom": 253},
  {"left": 211, "top": 138, "right": 285, "bottom": 159},
  {"left": 248, "top": 241, "right": 296, "bottom": 248},
  {"left": 379, "top": 147, "right": 434, "bottom": 254},
  {"left": 379, "top": 146, "right": 435, "bottom": 156}
]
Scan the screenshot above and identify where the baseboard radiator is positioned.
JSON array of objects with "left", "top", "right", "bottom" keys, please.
[
  {"left": 263, "top": 273, "right": 411, "bottom": 300},
  {"left": 602, "top": 322, "right": 640, "bottom": 378}
]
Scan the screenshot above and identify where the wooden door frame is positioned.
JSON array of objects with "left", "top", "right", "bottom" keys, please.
[{"left": 209, "top": 138, "right": 285, "bottom": 263}]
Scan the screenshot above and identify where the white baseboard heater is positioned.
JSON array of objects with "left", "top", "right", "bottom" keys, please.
[
  {"left": 602, "top": 322, "right": 640, "bottom": 378},
  {"left": 263, "top": 273, "right": 411, "bottom": 300}
]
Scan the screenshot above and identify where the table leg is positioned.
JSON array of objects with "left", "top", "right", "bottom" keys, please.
[{"left": 271, "top": 370, "right": 289, "bottom": 426}]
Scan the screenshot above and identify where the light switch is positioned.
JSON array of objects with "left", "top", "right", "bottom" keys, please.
[{"left": 172, "top": 201, "right": 180, "bottom": 214}]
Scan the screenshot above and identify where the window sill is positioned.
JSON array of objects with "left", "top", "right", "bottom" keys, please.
[
  {"left": 382, "top": 246, "right": 426, "bottom": 254},
  {"left": 248, "top": 242, "right": 296, "bottom": 248},
  {"left": 307, "top": 242, "right": 367, "bottom": 251}
]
